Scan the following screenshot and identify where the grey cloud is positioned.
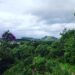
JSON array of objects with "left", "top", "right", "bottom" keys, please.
[{"left": 0, "top": 0, "right": 75, "bottom": 38}]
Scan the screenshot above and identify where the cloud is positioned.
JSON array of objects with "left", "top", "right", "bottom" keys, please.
[{"left": 0, "top": 0, "right": 75, "bottom": 38}]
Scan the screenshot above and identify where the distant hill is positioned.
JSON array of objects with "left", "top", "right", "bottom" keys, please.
[
  {"left": 16, "top": 36, "right": 57, "bottom": 42},
  {"left": 41, "top": 36, "right": 57, "bottom": 41},
  {"left": 16, "top": 37, "right": 40, "bottom": 42}
]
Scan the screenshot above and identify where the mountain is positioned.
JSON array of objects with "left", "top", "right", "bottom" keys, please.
[
  {"left": 41, "top": 36, "right": 57, "bottom": 41},
  {"left": 16, "top": 36, "right": 57, "bottom": 42},
  {"left": 16, "top": 37, "right": 40, "bottom": 42}
]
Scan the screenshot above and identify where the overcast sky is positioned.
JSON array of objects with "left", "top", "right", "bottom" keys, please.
[{"left": 0, "top": 0, "right": 75, "bottom": 38}]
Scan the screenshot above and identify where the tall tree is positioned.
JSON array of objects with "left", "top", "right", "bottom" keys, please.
[{"left": 2, "top": 30, "right": 16, "bottom": 41}]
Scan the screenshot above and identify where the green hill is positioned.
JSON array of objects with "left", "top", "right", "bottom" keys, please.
[{"left": 41, "top": 36, "right": 57, "bottom": 41}]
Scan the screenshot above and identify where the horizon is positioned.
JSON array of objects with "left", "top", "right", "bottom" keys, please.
[{"left": 0, "top": 0, "right": 75, "bottom": 38}]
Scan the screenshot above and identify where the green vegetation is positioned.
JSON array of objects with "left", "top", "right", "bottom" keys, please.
[
  {"left": 41, "top": 36, "right": 57, "bottom": 41},
  {"left": 0, "top": 29, "right": 75, "bottom": 75}
]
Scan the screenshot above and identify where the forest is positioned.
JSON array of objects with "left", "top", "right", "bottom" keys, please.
[{"left": 0, "top": 29, "right": 75, "bottom": 75}]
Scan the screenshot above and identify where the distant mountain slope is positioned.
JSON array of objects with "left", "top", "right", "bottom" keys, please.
[
  {"left": 41, "top": 36, "right": 57, "bottom": 41},
  {"left": 16, "top": 36, "right": 57, "bottom": 42},
  {"left": 16, "top": 37, "right": 40, "bottom": 42}
]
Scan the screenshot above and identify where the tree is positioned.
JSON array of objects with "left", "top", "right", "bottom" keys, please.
[
  {"left": 2, "top": 30, "right": 16, "bottom": 41},
  {"left": 60, "top": 29, "right": 75, "bottom": 64},
  {"left": 0, "top": 30, "right": 16, "bottom": 74},
  {"left": 35, "top": 44, "right": 49, "bottom": 57}
]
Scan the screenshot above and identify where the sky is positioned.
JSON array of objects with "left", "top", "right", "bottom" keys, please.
[{"left": 0, "top": 0, "right": 75, "bottom": 38}]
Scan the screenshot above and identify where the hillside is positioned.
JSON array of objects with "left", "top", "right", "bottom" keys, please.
[
  {"left": 41, "top": 36, "right": 57, "bottom": 41},
  {"left": 16, "top": 36, "right": 57, "bottom": 42}
]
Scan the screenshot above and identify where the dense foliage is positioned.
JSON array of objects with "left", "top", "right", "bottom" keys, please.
[{"left": 0, "top": 30, "right": 75, "bottom": 75}]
